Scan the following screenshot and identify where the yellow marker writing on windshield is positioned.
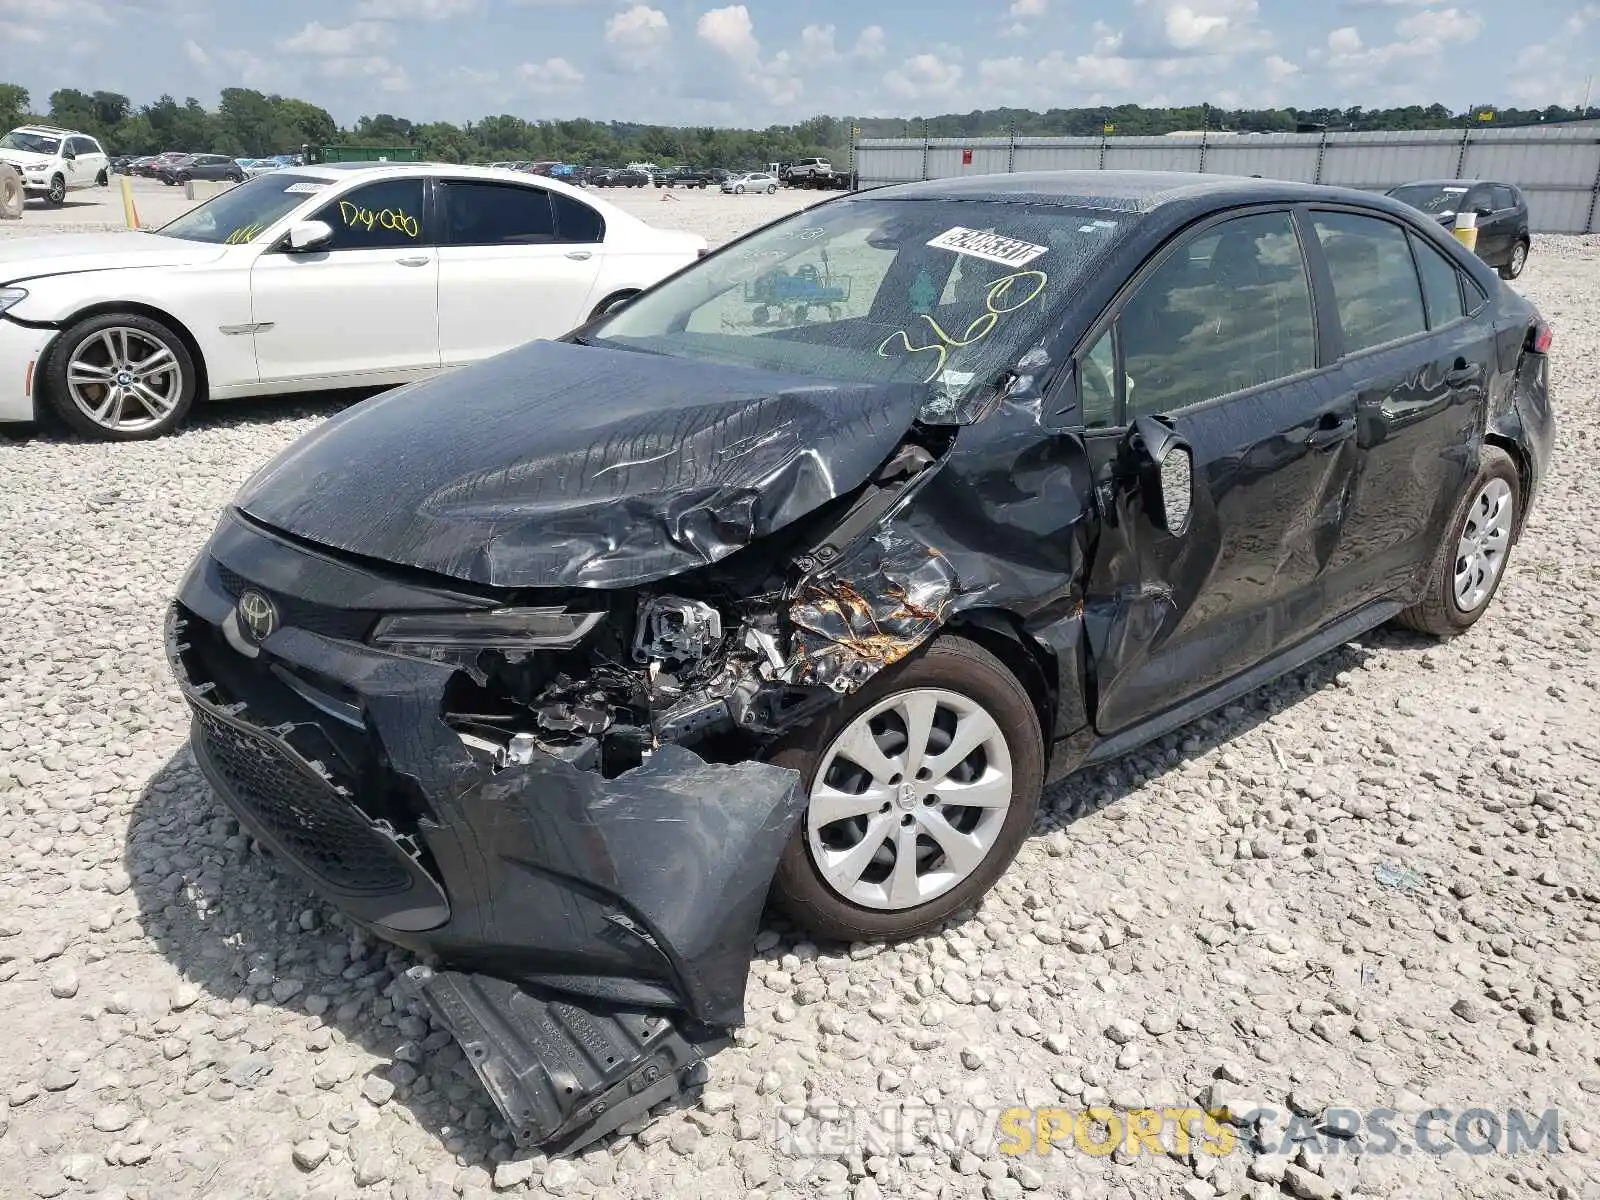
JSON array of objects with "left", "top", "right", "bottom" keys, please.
[{"left": 877, "top": 270, "right": 1047, "bottom": 383}]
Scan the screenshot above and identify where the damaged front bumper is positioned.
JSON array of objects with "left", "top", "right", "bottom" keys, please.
[{"left": 167, "top": 522, "right": 804, "bottom": 1149}]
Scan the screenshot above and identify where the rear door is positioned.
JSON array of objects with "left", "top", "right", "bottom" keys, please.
[
  {"left": 436, "top": 178, "right": 606, "bottom": 366},
  {"left": 1307, "top": 210, "right": 1490, "bottom": 605},
  {"left": 1076, "top": 208, "right": 1360, "bottom": 735}
]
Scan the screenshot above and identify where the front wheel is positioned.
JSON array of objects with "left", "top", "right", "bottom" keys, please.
[
  {"left": 734, "top": 184, "right": 745, "bottom": 194},
  {"left": 96, "top": 169, "right": 108, "bottom": 187},
  {"left": 1396, "top": 446, "right": 1520, "bottom": 636},
  {"left": 769, "top": 637, "right": 1044, "bottom": 942},
  {"left": 766, "top": 184, "right": 778, "bottom": 194},
  {"left": 46, "top": 174, "right": 66, "bottom": 205},
  {"left": 43, "top": 313, "right": 197, "bottom": 441},
  {"left": 1500, "top": 239, "right": 1529, "bottom": 280}
]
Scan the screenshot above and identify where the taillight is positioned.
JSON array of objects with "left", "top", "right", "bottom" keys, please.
[{"left": 1532, "top": 322, "right": 1553, "bottom": 354}]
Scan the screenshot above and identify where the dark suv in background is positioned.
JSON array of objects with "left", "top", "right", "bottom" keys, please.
[
  {"left": 157, "top": 153, "right": 246, "bottom": 185},
  {"left": 1387, "top": 179, "right": 1531, "bottom": 280}
]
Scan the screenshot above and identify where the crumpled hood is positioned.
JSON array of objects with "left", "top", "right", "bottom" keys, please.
[
  {"left": 235, "top": 339, "right": 926, "bottom": 589},
  {"left": 0, "top": 232, "right": 229, "bottom": 283}
]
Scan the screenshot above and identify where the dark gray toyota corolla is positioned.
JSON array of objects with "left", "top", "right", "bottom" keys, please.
[{"left": 168, "top": 171, "right": 1555, "bottom": 1152}]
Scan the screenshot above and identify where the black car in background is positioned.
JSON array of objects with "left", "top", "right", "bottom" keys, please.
[
  {"left": 1387, "top": 179, "right": 1532, "bottom": 279},
  {"left": 592, "top": 167, "right": 650, "bottom": 187},
  {"left": 169, "top": 171, "right": 1554, "bottom": 1156},
  {"left": 157, "top": 153, "right": 246, "bottom": 185}
]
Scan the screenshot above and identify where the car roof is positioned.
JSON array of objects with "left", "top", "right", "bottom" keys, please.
[
  {"left": 1392, "top": 179, "right": 1516, "bottom": 189},
  {"left": 869, "top": 170, "right": 1406, "bottom": 213},
  {"left": 14, "top": 124, "right": 82, "bottom": 137}
]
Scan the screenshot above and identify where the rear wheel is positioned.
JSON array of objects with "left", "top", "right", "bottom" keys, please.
[
  {"left": 1396, "top": 446, "right": 1520, "bottom": 636},
  {"left": 1500, "top": 239, "right": 1529, "bottom": 280},
  {"left": 43, "top": 313, "right": 197, "bottom": 441},
  {"left": 96, "top": 169, "right": 108, "bottom": 187},
  {"left": 769, "top": 638, "right": 1043, "bottom": 942}
]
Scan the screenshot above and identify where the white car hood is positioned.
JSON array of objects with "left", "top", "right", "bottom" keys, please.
[
  {"left": 0, "top": 232, "right": 229, "bottom": 284},
  {"left": 0, "top": 149, "right": 55, "bottom": 173}
]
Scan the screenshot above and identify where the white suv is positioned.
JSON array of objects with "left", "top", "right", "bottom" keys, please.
[{"left": 0, "top": 126, "right": 110, "bottom": 206}]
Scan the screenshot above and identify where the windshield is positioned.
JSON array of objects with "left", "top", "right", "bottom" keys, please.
[
  {"left": 154, "top": 172, "right": 331, "bottom": 245},
  {"left": 588, "top": 197, "right": 1125, "bottom": 420},
  {"left": 0, "top": 131, "right": 60, "bottom": 155},
  {"left": 1389, "top": 184, "right": 1470, "bottom": 215}
]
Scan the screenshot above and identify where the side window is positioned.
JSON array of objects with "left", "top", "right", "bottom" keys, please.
[
  {"left": 551, "top": 191, "right": 604, "bottom": 243},
  {"left": 443, "top": 181, "right": 555, "bottom": 246},
  {"left": 1311, "top": 212, "right": 1427, "bottom": 355},
  {"left": 1410, "top": 234, "right": 1465, "bottom": 329},
  {"left": 1464, "top": 187, "right": 1492, "bottom": 216},
  {"left": 1461, "top": 272, "right": 1488, "bottom": 316},
  {"left": 1492, "top": 185, "right": 1517, "bottom": 212},
  {"left": 1079, "top": 328, "right": 1118, "bottom": 429},
  {"left": 1119, "top": 211, "right": 1316, "bottom": 419},
  {"left": 315, "top": 179, "right": 428, "bottom": 250},
  {"left": 87, "top": 139, "right": 103, "bottom": 156}
]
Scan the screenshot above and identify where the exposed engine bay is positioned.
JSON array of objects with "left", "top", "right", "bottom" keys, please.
[{"left": 432, "top": 431, "right": 960, "bottom": 779}]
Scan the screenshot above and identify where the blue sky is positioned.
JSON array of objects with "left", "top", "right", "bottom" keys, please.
[{"left": 4, "top": 0, "right": 1598, "bottom": 126}]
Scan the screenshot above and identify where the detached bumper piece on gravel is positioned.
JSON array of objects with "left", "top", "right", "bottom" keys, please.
[
  {"left": 166, "top": 534, "right": 806, "bottom": 1153},
  {"left": 405, "top": 968, "right": 727, "bottom": 1155}
]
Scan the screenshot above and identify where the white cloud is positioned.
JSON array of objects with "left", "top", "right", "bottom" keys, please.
[
  {"left": 1327, "top": 25, "right": 1363, "bottom": 54},
  {"left": 976, "top": 50, "right": 1142, "bottom": 104},
  {"left": 218, "top": 48, "right": 281, "bottom": 89},
  {"left": 278, "top": 20, "right": 392, "bottom": 55},
  {"left": 697, "top": 5, "right": 760, "bottom": 61},
  {"left": 853, "top": 24, "right": 886, "bottom": 59},
  {"left": 1505, "top": 4, "right": 1599, "bottom": 106},
  {"left": 353, "top": 0, "right": 477, "bottom": 17},
  {"left": 0, "top": 0, "right": 112, "bottom": 24},
  {"left": 884, "top": 53, "right": 963, "bottom": 101},
  {"left": 12, "top": 21, "right": 44, "bottom": 38},
  {"left": 1008, "top": 0, "right": 1046, "bottom": 16},
  {"left": 316, "top": 54, "right": 411, "bottom": 92},
  {"left": 800, "top": 23, "right": 839, "bottom": 60},
  {"left": 182, "top": 37, "right": 209, "bottom": 66},
  {"left": 604, "top": 4, "right": 669, "bottom": 50},
  {"left": 1395, "top": 5, "right": 1482, "bottom": 43},
  {"left": 1263, "top": 53, "right": 1298, "bottom": 81},
  {"left": 1126, "top": 0, "right": 1271, "bottom": 55},
  {"left": 516, "top": 56, "right": 585, "bottom": 92}
]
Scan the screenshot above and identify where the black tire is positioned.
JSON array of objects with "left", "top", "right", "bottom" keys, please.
[
  {"left": 1499, "top": 239, "right": 1529, "bottom": 281},
  {"left": 42, "top": 312, "right": 198, "bottom": 441},
  {"left": 96, "top": 169, "right": 108, "bottom": 187},
  {"left": 766, "top": 184, "right": 778, "bottom": 194},
  {"left": 46, "top": 174, "right": 66, "bottom": 205},
  {"left": 768, "top": 637, "right": 1044, "bottom": 942},
  {"left": 1396, "top": 446, "right": 1520, "bottom": 637}
]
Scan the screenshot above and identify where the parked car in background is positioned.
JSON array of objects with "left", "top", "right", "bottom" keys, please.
[
  {"left": 123, "top": 156, "right": 156, "bottom": 176},
  {"left": 161, "top": 170, "right": 1553, "bottom": 1158},
  {"left": 0, "top": 163, "right": 706, "bottom": 439},
  {"left": 783, "top": 157, "right": 832, "bottom": 182},
  {"left": 139, "top": 152, "right": 189, "bottom": 179},
  {"left": 236, "top": 158, "right": 280, "bottom": 178},
  {"left": 110, "top": 155, "right": 133, "bottom": 174},
  {"left": 1386, "top": 179, "right": 1531, "bottom": 279},
  {"left": 723, "top": 171, "right": 778, "bottom": 194},
  {"left": 657, "top": 165, "right": 716, "bottom": 188},
  {"left": 158, "top": 154, "right": 247, "bottom": 185},
  {"left": 595, "top": 167, "right": 650, "bottom": 188},
  {"left": 0, "top": 125, "right": 110, "bottom": 204}
]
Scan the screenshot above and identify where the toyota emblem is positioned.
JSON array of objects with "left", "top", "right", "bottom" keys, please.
[{"left": 236, "top": 589, "right": 279, "bottom": 643}]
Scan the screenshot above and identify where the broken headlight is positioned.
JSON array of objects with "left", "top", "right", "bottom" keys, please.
[{"left": 370, "top": 608, "right": 604, "bottom": 655}]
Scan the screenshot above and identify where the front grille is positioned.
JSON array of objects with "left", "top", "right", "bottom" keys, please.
[
  {"left": 213, "top": 559, "right": 375, "bottom": 640},
  {"left": 192, "top": 702, "right": 413, "bottom": 896}
]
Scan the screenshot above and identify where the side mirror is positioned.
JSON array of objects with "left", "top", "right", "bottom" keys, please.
[
  {"left": 62, "top": 146, "right": 76, "bottom": 161},
  {"left": 1130, "top": 414, "right": 1194, "bottom": 536},
  {"left": 286, "top": 220, "right": 334, "bottom": 252}
]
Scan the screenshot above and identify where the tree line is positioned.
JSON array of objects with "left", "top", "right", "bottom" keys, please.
[{"left": 2, "top": 82, "right": 1594, "bottom": 169}]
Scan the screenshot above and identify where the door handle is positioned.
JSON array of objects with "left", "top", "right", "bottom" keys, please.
[
  {"left": 395, "top": 255, "right": 431, "bottom": 267},
  {"left": 1307, "top": 412, "right": 1356, "bottom": 451},
  {"left": 1444, "top": 361, "right": 1480, "bottom": 388},
  {"left": 565, "top": 250, "right": 593, "bottom": 261}
]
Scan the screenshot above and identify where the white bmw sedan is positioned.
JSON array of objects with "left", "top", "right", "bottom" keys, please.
[{"left": 0, "top": 163, "right": 707, "bottom": 439}]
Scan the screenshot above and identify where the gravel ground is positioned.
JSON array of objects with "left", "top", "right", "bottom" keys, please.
[{"left": 1, "top": 197, "right": 1598, "bottom": 1200}]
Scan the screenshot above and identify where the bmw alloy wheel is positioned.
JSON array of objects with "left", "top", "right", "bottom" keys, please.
[
  {"left": 1453, "top": 477, "right": 1515, "bottom": 612},
  {"left": 65, "top": 326, "right": 185, "bottom": 435},
  {"left": 806, "top": 688, "right": 1014, "bottom": 911}
]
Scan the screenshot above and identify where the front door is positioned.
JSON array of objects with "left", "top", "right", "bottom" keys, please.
[
  {"left": 435, "top": 178, "right": 604, "bottom": 366},
  {"left": 249, "top": 176, "right": 441, "bottom": 385},
  {"left": 1076, "top": 209, "right": 1362, "bottom": 736}
]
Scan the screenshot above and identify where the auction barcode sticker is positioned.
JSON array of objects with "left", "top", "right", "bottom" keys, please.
[
  {"left": 283, "top": 182, "right": 329, "bottom": 195},
  {"left": 927, "top": 226, "right": 1049, "bottom": 268}
]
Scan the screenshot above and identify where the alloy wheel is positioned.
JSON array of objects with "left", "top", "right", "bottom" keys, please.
[
  {"left": 48, "top": 175, "right": 65, "bottom": 204},
  {"left": 1510, "top": 242, "right": 1528, "bottom": 276},
  {"left": 65, "top": 326, "right": 185, "bottom": 435},
  {"left": 1453, "top": 477, "right": 1515, "bottom": 612},
  {"left": 806, "top": 688, "right": 1013, "bottom": 911}
]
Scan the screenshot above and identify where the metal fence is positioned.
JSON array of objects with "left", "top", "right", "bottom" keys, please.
[{"left": 853, "top": 125, "right": 1600, "bottom": 234}]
